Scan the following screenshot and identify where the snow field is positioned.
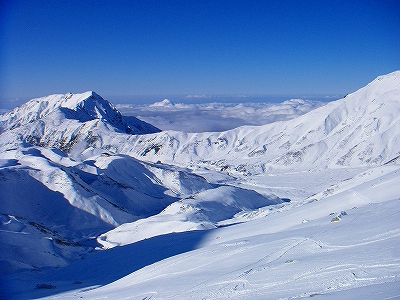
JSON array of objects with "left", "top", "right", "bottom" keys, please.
[
  {"left": 42, "top": 168, "right": 400, "bottom": 299},
  {"left": 1, "top": 71, "right": 400, "bottom": 299}
]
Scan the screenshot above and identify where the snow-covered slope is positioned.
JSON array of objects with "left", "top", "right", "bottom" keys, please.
[
  {"left": 0, "top": 145, "right": 283, "bottom": 274},
  {"left": 2, "top": 164, "right": 399, "bottom": 300},
  {"left": 0, "top": 92, "right": 160, "bottom": 156},
  {"left": 0, "top": 72, "right": 399, "bottom": 299},
  {"left": 116, "top": 71, "right": 400, "bottom": 170},
  {"left": 98, "top": 185, "right": 282, "bottom": 249},
  {"left": 0, "top": 91, "right": 160, "bottom": 135}
]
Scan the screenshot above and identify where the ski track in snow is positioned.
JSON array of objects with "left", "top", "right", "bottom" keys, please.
[{"left": 173, "top": 205, "right": 400, "bottom": 299}]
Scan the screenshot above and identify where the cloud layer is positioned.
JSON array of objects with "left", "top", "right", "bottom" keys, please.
[{"left": 117, "top": 99, "right": 327, "bottom": 133}]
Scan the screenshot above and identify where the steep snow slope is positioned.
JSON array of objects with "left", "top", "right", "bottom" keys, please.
[
  {"left": 83, "top": 71, "right": 398, "bottom": 171},
  {"left": 121, "top": 71, "right": 400, "bottom": 170},
  {"left": 0, "top": 148, "right": 172, "bottom": 272}
]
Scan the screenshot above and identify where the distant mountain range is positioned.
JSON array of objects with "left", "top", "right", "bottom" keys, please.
[{"left": 2, "top": 72, "right": 399, "bottom": 171}]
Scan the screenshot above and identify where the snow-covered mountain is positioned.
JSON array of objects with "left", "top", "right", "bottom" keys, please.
[
  {"left": 33, "top": 71, "right": 397, "bottom": 172},
  {"left": 2, "top": 73, "right": 399, "bottom": 170},
  {"left": 0, "top": 72, "right": 399, "bottom": 299},
  {"left": 0, "top": 91, "right": 160, "bottom": 155},
  {"left": 0, "top": 91, "right": 160, "bottom": 135},
  {"left": 121, "top": 71, "right": 399, "bottom": 171}
]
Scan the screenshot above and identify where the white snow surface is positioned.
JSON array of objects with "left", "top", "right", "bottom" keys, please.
[
  {"left": 0, "top": 71, "right": 400, "bottom": 299},
  {"left": 0, "top": 91, "right": 160, "bottom": 140}
]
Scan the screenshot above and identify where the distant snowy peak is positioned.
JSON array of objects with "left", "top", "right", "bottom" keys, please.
[
  {"left": 150, "top": 99, "right": 175, "bottom": 107},
  {"left": 0, "top": 91, "right": 160, "bottom": 134}
]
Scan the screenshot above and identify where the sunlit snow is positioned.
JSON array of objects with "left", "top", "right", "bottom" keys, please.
[{"left": 0, "top": 71, "right": 399, "bottom": 299}]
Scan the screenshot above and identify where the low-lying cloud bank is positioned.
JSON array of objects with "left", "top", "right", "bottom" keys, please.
[{"left": 117, "top": 99, "right": 327, "bottom": 132}]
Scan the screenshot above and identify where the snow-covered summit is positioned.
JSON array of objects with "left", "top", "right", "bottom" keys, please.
[
  {"left": 0, "top": 91, "right": 160, "bottom": 135},
  {"left": 150, "top": 98, "right": 175, "bottom": 107}
]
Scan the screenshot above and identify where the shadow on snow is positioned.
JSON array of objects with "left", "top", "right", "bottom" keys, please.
[{"left": 5, "top": 229, "right": 211, "bottom": 299}]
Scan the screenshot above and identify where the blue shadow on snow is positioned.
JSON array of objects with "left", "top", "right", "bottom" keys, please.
[{"left": 10, "top": 229, "right": 211, "bottom": 299}]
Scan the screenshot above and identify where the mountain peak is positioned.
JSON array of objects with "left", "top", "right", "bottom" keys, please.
[
  {"left": 0, "top": 91, "right": 160, "bottom": 135},
  {"left": 150, "top": 99, "right": 175, "bottom": 107}
]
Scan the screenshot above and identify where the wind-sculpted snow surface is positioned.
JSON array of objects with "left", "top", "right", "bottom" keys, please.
[
  {"left": 0, "top": 146, "right": 282, "bottom": 274},
  {"left": 98, "top": 185, "right": 282, "bottom": 249}
]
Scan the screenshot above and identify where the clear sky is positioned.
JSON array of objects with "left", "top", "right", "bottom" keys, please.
[{"left": 1, "top": 0, "right": 399, "bottom": 108}]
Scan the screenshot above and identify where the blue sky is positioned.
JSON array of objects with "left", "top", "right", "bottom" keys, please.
[{"left": 1, "top": 0, "right": 399, "bottom": 108}]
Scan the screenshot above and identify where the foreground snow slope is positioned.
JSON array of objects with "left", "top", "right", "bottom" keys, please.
[
  {"left": 2, "top": 164, "right": 398, "bottom": 299},
  {"left": 0, "top": 145, "right": 282, "bottom": 274}
]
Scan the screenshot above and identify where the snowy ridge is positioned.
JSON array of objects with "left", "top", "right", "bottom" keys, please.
[
  {"left": 0, "top": 91, "right": 160, "bottom": 136},
  {"left": 92, "top": 71, "right": 400, "bottom": 171},
  {"left": 2, "top": 73, "right": 398, "bottom": 170}
]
